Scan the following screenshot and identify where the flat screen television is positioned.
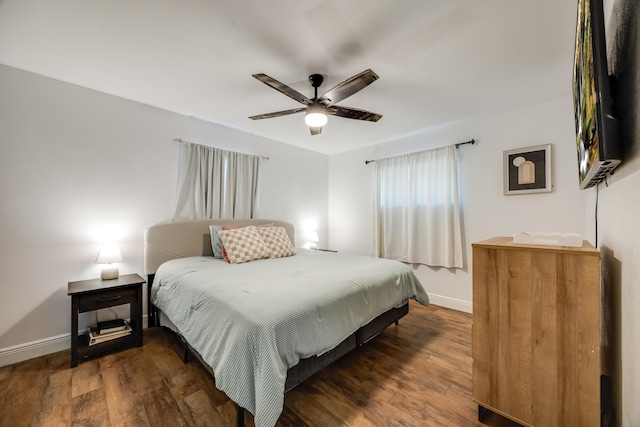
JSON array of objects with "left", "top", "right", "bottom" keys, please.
[{"left": 573, "top": 0, "right": 620, "bottom": 189}]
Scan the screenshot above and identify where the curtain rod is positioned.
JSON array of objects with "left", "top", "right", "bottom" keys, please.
[
  {"left": 173, "top": 138, "right": 270, "bottom": 160},
  {"left": 454, "top": 138, "right": 475, "bottom": 148},
  {"left": 364, "top": 139, "right": 476, "bottom": 165}
]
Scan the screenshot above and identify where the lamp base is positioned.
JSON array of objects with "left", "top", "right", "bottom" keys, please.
[{"left": 101, "top": 265, "right": 119, "bottom": 280}]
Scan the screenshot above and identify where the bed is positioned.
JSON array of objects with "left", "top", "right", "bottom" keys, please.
[{"left": 144, "top": 219, "right": 429, "bottom": 427}]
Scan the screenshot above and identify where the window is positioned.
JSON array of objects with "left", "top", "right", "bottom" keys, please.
[
  {"left": 374, "top": 145, "right": 463, "bottom": 268},
  {"left": 173, "top": 141, "right": 260, "bottom": 220}
]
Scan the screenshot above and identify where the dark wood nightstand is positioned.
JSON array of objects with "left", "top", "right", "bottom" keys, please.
[{"left": 68, "top": 273, "right": 145, "bottom": 368}]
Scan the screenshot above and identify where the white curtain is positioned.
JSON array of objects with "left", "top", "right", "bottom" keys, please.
[
  {"left": 374, "top": 145, "right": 463, "bottom": 268},
  {"left": 173, "top": 141, "right": 260, "bottom": 220}
]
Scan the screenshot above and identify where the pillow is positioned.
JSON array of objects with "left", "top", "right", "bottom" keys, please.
[
  {"left": 258, "top": 226, "right": 296, "bottom": 259},
  {"left": 220, "top": 225, "right": 245, "bottom": 262},
  {"left": 209, "top": 225, "right": 224, "bottom": 258},
  {"left": 210, "top": 223, "right": 274, "bottom": 259},
  {"left": 217, "top": 226, "right": 270, "bottom": 264}
]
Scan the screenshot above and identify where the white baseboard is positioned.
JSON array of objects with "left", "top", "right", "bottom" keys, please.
[
  {"left": 427, "top": 293, "right": 472, "bottom": 313},
  {"left": 0, "top": 332, "right": 70, "bottom": 368},
  {"left": 0, "top": 315, "right": 149, "bottom": 368}
]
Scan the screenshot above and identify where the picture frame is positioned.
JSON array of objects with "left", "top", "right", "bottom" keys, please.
[{"left": 503, "top": 144, "right": 552, "bottom": 195}]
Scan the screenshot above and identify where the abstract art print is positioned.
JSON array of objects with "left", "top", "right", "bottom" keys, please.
[{"left": 503, "top": 144, "right": 552, "bottom": 195}]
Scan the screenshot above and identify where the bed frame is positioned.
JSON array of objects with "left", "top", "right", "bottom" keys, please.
[{"left": 144, "top": 219, "right": 409, "bottom": 426}]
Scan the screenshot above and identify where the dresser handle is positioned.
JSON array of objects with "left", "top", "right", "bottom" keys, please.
[{"left": 98, "top": 295, "right": 122, "bottom": 302}]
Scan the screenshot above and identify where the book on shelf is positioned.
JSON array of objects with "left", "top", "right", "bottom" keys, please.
[
  {"left": 87, "top": 322, "right": 132, "bottom": 346},
  {"left": 97, "top": 318, "right": 128, "bottom": 334}
]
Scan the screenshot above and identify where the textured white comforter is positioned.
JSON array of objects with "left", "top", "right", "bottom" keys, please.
[{"left": 151, "top": 249, "right": 429, "bottom": 427}]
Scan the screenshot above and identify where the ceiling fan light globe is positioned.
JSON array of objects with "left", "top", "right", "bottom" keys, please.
[{"left": 305, "top": 112, "right": 327, "bottom": 127}]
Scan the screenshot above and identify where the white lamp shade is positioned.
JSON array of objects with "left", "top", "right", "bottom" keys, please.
[
  {"left": 305, "top": 112, "right": 328, "bottom": 127},
  {"left": 306, "top": 231, "right": 319, "bottom": 243},
  {"left": 96, "top": 242, "right": 123, "bottom": 265},
  {"left": 304, "top": 231, "right": 319, "bottom": 250},
  {"left": 304, "top": 103, "right": 328, "bottom": 127}
]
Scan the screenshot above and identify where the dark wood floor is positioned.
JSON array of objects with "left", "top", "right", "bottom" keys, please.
[{"left": 0, "top": 301, "right": 520, "bottom": 426}]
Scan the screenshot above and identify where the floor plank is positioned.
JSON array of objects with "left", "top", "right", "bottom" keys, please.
[
  {"left": 72, "top": 387, "right": 111, "bottom": 427},
  {"left": 32, "top": 368, "right": 73, "bottom": 426},
  {"left": 71, "top": 359, "right": 103, "bottom": 398},
  {"left": 101, "top": 358, "right": 151, "bottom": 426},
  {"left": 142, "top": 382, "right": 190, "bottom": 427},
  {"left": 1, "top": 302, "right": 521, "bottom": 426},
  {"left": 1, "top": 356, "right": 48, "bottom": 427}
]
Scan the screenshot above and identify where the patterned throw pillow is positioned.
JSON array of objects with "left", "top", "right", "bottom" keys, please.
[
  {"left": 215, "top": 224, "right": 274, "bottom": 260},
  {"left": 258, "top": 226, "right": 296, "bottom": 259},
  {"left": 220, "top": 225, "right": 245, "bottom": 262},
  {"left": 217, "top": 226, "right": 270, "bottom": 264}
]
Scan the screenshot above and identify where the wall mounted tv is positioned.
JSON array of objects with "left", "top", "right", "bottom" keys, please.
[{"left": 573, "top": 0, "right": 620, "bottom": 190}]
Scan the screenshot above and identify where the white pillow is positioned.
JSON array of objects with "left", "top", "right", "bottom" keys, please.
[{"left": 209, "top": 225, "right": 224, "bottom": 258}]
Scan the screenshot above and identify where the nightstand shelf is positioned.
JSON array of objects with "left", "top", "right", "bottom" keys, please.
[{"left": 68, "top": 273, "right": 145, "bottom": 368}]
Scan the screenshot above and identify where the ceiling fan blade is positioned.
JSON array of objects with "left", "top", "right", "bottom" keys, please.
[
  {"left": 309, "top": 126, "right": 323, "bottom": 136},
  {"left": 318, "top": 69, "right": 379, "bottom": 105},
  {"left": 249, "top": 107, "right": 306, "bottom": 120},
  {"left": 252, "top": 74, "right": 312, "bottom": 105},
  {"left": 327, "top": 105, "right": 382, "bottom": 122}
]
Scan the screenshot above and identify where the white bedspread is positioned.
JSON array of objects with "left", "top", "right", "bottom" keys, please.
[{"left": 151, "top": 249, "right": 429, "bottom": 427}]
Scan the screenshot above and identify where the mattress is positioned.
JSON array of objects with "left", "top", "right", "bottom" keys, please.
[{"left": 151, "top": 248, "right": 428, "bottom": 427}]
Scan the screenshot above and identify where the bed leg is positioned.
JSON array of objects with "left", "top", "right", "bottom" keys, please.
[
  {"left": 147, "top": 274, "right": 157, "bottom": 327},
  {"left": 180, "top": 337, "right": 189, "bottom": 363},
  {"left": 235, "top": 403, "right": 245, "bottom": 427}
]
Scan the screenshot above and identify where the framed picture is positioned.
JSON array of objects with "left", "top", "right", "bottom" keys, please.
[{"left": 503, "top": 144, "right": 552, "bottom": 195}]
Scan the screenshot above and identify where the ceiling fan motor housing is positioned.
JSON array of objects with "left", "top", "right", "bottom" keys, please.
[{"left": 309, "top": 74, "right": 324, "bottom": 89}]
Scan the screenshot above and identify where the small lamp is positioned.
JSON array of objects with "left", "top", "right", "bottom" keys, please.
[
  {"left": 305, "top": 231, "right": 319, "bottom": 250},
  {"left": 96, "top": 242, "right": 123, "bottom": 280}
]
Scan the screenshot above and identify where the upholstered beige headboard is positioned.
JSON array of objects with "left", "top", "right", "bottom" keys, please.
[{"left": 144, "top": 219, "right": 295, "bottom": 274}]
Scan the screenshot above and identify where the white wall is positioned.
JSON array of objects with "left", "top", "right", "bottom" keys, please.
[
  {"left": 0, "top": 64, "right": 328, "bottom": 365},
  {"left": 329, "top": 96, "right": 585, "bottom": 311},
  {"left": 589, "top": 0, "right": 640, "bottom": 424}
]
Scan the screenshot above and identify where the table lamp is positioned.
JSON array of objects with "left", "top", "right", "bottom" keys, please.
[
  {"left": 305, "top": 231, "right": 319, "bottom": 250},
  {"left": 96, "top": 242, "right": 123, "bottom": 280}
]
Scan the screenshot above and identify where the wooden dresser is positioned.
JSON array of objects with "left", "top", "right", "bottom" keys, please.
[{"left": 472, "top": 237, "right": 601, "bottom": 426}]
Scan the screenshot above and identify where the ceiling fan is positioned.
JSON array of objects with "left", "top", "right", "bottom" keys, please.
[{"left": 249, "top": 69, "right": 382, "bottom": 135}]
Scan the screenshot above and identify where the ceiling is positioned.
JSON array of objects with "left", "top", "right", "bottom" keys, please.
[{"left": 0, "top": 0, "right": 578, "bottom": 155}]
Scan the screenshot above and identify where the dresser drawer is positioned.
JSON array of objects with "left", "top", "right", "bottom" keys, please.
[{"left": 77, "top": 287, "right": 137, "bottom": 312}]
